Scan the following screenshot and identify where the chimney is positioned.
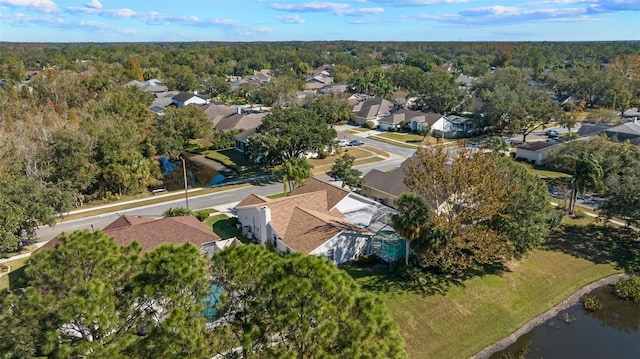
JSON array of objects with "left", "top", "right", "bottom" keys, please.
[
  {"left": 237, "top": 106, "right": 242, "bottom": 115},
  {"left": 259, "top": 206, "right": 271, "bottom": 245}
]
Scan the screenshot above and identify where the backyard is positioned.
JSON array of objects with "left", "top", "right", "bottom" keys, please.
[{"left": 345, "top": 218, "right": 635, "bottom": 359}]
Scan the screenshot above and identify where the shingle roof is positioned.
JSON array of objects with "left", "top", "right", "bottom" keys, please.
[
  {"left": 378, "top": 109, "right": 425, "bottom": 125},
  {"left": 235, "top": 193, "right": 269, "bottom": 207},
  {"left": 104, "top": 216, "right": 220, "bottom": 252},
  {"left": 42, "top": 215, "right": 220, "bottom": 254},
  {"left": 214, "top": 113, "right": 265, "bottom": 132},
  {"left": 352, "top": 98, "right": 394, "bottom": 119},
  {"left": 517, "top": 141, "right": 561, "bottom": 152},
  {"left": 172, "top": 92, "right": 197, "bottom": 102},
  {"left": 362, "top": 168, "right": 409, "bottom": 198},
  {"left": 282, "top": 207, "right": 362, "bottom": 254},
  {"left": 577, "top": 123, "right": 612, "bottom": 137},
  {"left": 103, "top": 214, "right": 156, "bottom": 231},
  {"left": 605, "top": 121, "right": 640, "bottom": 138},
  {"left": 289, "top": 177, "right": 351, "bottom": 210}
]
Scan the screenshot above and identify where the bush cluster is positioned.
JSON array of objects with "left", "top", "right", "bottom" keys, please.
[{"left": 615, "top": 276, "right": 640, "bottom": 302}]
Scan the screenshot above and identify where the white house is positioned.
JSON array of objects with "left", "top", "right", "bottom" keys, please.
[
  {"left": 172, "top": 91, "right": 209, "bottom": 107},
  {"left": 515, "top": 141, "right": 562, "bottom": 165},
  {"left": 233, "top": 178, "right": 379, "bottom": 264}
]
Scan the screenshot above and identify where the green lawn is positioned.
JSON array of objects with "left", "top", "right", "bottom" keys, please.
[
  {"left": 345, "top": 220, "right": 632, "bottom": 359},
  {"left": 368, "top": 135, "right": 420, "bottom": 149},
  {"left": 0, "top": 256, "right": 30, "bottom": 291},
  {"left": 376, "top": 132, "right": 436, "bottom": 145},
  {"left": 204, "top": 214, "right": 253, "bottom": 244},
  {"left": 530, "top": 167, "right": 572, "bottom": 179}
]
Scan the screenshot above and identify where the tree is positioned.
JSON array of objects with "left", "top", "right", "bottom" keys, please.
[
  {"left": 601, "top": 161, "right": 640, "bottom": 228},
  {"left": 326, "top": 154, "right": 362, "bottom": 190},
  {"left": 164, "top": 64, "right": 197, "bottom": 92},
  {"left": 0, "top": 178, "right": 73, "bottom": 255},
  {"left": 248, "top": 107, "right": 336, "bottom": 167},
  {"left": 153, "top": 105, "right": 213, "bottom": 158},
  {"left": 164, "top": 207, "right": 194, "bottom": 217},
  {"left": 208, "top": 245, "right": 407, "bottom": 358},
  {"left": 305, "top": 94, "right": 355, "bottom": 124},
  {"left": 282, "top": 157, "right": 313, "bottom": 194},
  {"left": 490, "top": 157, "right": 554, "bottom": 257},
  {"left": 566, "top": 155, "right": 605, "bottom": 216},
  {"left": 475, "top": 68, "right": 559, "bottom": 141},
  {"left": 484, "top": 136, "right": 509, "bottom": 155},
  {"left": 392, "top": 193, "right": 429, "bottom": 265},
  {"left": 416, "top": 70, "right": 466, "bottom": 115},
  {"left": 0, "top": 230, "right": 210, "bottom": 358},
  {"left": 403, "top": 145, "right": 551, "bottom": 275}
]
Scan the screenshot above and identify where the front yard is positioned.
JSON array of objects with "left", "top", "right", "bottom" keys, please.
[{"left": 345, "top": 219, "right": 633, "bottom": 359}]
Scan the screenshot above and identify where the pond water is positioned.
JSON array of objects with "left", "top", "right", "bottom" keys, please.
[
  {"left": 160, "top": 157, "right": 222, "bottom": 191},
  {"left": 491, "top": 285, "right": 640, "bottom": 359}
]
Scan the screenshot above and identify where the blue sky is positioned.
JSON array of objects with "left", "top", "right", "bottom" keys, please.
[{"left": 1, "top": 0, "right": 638, "bottom": 42}]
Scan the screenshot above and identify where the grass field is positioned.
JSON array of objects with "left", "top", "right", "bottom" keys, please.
[
  {"left": 345, "top": 220, "right": 633, "bottom": 359},
  {"left": 0, "top": 256, "right": 30, "bottom": 291},
  {"left": 376, "top": 132, "right": 438, "bottom": 145}
]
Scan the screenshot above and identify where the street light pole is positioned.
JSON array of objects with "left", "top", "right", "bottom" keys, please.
[{"left": 180, "top": 156, "right": 189, "bottom": 210}]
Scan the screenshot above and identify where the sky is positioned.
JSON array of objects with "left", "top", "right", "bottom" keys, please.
[{"left": 0, "top": 0, "right": 639, "bottom": 43}]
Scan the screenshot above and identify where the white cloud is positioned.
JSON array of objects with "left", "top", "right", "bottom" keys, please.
[
  {"left": 270, "top": 2, "right": 350, "bottom": 12},
  {"left": 277, "top": 15, "right": 305, "bottom": 24},
  {"left": 0, "top": 0, "right": 58, "bottom": 13},
  {"left": 338, "top": 7, "right": 384, "bottom": 16},
  {"left": 85, "top": 0, "right": 101, "bottom": 9},
  {"left": 368, "top": 0, "right": 470, "bottom": 5}
]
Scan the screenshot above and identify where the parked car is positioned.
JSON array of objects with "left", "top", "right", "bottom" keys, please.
[
  {"left": 545, "top": 129, "right": 559, "bottom": 137},
  {"left": 349, "top": 139, "right": 365, "bottom": 146},
  {"left": 336, "top": 139, "right": 350, "bottom": 147}
]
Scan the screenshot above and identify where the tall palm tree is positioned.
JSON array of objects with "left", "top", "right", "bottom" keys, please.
[
  {"left": 391, "top": 193, "right": 429, "bottom": 266},
  {"left": 282, "top": 157, "right": 313, "bottom": 195},
  {"left": 568, "top": 155, "right": 604, "bottom": 216}
]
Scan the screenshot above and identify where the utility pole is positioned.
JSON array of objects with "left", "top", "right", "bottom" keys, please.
[{"left": 180, "top": 156, "right": 189, "bottom": 210}]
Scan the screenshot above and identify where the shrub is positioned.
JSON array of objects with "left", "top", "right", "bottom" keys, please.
[
  {"left": 195, "top": 208, "right": 218, "bottom": 221},
  {"left": 364, "top": 120, "right": 377, "bottom": 129},
  {"left": 615, "top": 276, "right": 640, "bottom": 302},
  {"left": 582, "top": 294, "right": 602, "bottom": 311},
  {"left": 573, "top": 208, "right": 586, "bottom": 219},
  {"left": 548, "top": 209, "right": 564, "bottom": 228}
]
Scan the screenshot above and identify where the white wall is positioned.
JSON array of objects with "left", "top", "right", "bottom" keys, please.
[{"left": 310, "top": 231, "right": 371, "bottom": 264}]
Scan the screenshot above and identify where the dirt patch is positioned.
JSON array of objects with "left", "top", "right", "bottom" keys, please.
[{"left": 471, "top": 273, "right": 628, "bottom": 359}]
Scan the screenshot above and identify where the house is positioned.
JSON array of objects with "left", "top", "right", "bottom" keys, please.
[
  {"left": 361, "top": 160, "right": 411, "bottom": 208},
  {"left": 234, "top": 178, "right": 384, "bottom": 264},
  {"left": 603, "top": 120, "right": 640, "bottom": 145},
  {"left": 378, "top": 109, "right": 428, "bottom": 131},
  {"left": 350, "top": 97, "right": 395, "bottom": 126},
  {"left": 304, "top": 73, "right": 333, "bottom": 91},
  {"left": 172, "top": 92, "right": 209, "bottom": 107},
  {"left": 515, "top": 141, "right": 562, "bottom": 165},
  {"left": 42, "top": 215, "right": 222, "bottom": 254},
  {"left": 234, "top": 128, "right": 257, "bottom": 153},
  {"left": 215, "top": 111, "right": 265, "bottom": 132},
  {"left": 126, "top": 79, "right": 168, "bottom": 95},
  {"left": 202, "top": 102, "right": 238, "bottom": 124},
  {"left": 577, "top": 120, "right": 640, "bottom": 145},
  {"left": 623, "top": 108, "right": 640, "bottom": 122},
  {"left": 430, "top": 115, "right": 474, "bottom": 139},
  {"left": 408, "top": 112, "right": 445, "bottom": 133}
]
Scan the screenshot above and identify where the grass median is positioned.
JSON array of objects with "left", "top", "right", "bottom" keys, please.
[{"left": 345, "top": 219, "right": 630, "bottom": 359}]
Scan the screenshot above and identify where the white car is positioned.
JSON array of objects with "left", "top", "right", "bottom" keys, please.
[{"left": 337, "top": 139, "right": 350, "bottom": 147}]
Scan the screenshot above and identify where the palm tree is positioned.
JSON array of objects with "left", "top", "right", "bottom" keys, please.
[
  {"left": 568, "top": 155, "right": 604, "bottom": 216},
  {"left": 282, "top": 157, "right": 313, "bottom": 195},
  {"left": 391, "top": 193, "right": 429, "bottom": 266}
]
